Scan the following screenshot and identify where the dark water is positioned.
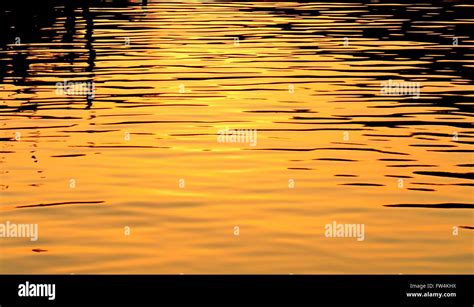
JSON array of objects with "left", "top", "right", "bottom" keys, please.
[{"left": 0, "top": 0, "right": 473, "bottom": 273}]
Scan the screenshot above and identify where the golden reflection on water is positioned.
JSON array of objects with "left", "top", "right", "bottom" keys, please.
[{"left": 0, "top": 0, "right": 473, "bottom": 273}]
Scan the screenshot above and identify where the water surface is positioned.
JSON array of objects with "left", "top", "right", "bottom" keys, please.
[{"left": 0, "top": 0, "right": 473, "bottom": 273}]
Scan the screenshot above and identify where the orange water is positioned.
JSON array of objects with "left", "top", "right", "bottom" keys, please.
[{"left": 0, "top": 0, "right": 472, "bottom": 273}]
